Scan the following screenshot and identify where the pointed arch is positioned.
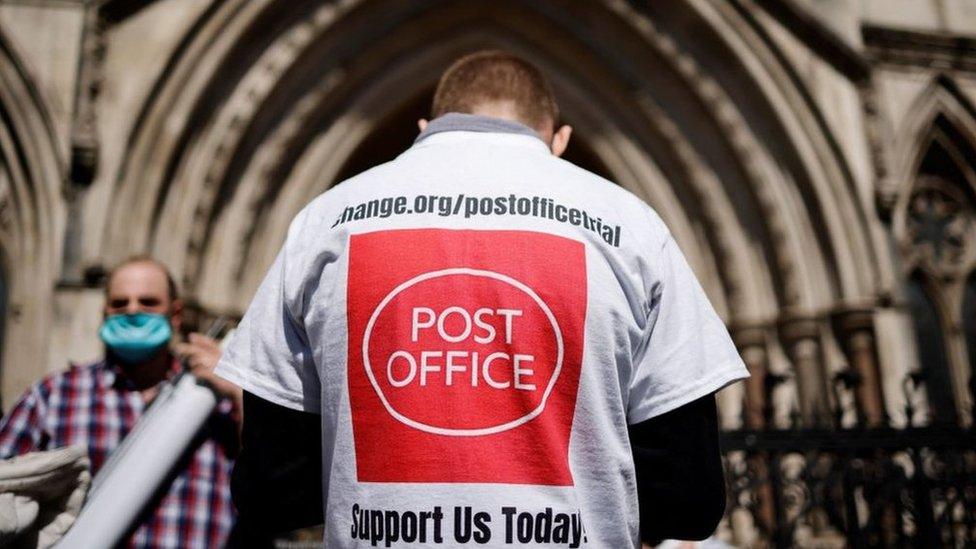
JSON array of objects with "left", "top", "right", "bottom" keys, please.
[
  {"left": 893, "top": 75, "right": 976, "bottom": 424},
  {"left": 105, "top": 0, "right": 799, "bottom": 325},
  {"left": 101, "top": 0, "right": 887, "bottom": 361},
  {"left": 0, "top": 29, "right": 65, "bottom": 406},
  {"left": 896, "top": 76, "right": 976, "bottom": 203},
  {"left": 641, "top": 0, "right": 881, "bottom": 310},
  {"left": 893, "top": 78, "right": 976, "bottom": 280}
]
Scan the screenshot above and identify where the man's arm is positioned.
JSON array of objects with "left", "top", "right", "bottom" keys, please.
[
  {"left": 628, "top": 393, "right": 726, "bottom": 544},
  {"left": 0, "top": 386, "right": 48, "bottom": 458},
  {"left": 227, "top": 391, "right": 323, "bottom": 547}
]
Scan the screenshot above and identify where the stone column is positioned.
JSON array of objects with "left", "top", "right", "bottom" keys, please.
[
  {"left": 834, "top": 309, "right": 886, "bottom": 426},
  {"left": 731, "top": 325, "right": 777, "bottom": 545},
  {"left": 780, "top": 317, "right": 829, "bottom": 426},
  {"left": 733, "top": 326, "right": 768, "bottom": 429}
]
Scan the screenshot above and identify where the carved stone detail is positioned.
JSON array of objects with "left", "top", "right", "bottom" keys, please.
[
  {"left": 902, "top": 176, "right": 975, "bottom": 276},
  {"left": 70, "top": 5, "right": 105, "bottom": 188},
  {"left": 181, "top": 2, "right": 346, "bottom": 294},
  {"left": 616, "top": 1, "right": 807, "bottom": 310}
]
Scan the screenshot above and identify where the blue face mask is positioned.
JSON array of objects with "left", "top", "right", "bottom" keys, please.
[{"left": 99, "top": 312, "right": 173, "bottom": 364}]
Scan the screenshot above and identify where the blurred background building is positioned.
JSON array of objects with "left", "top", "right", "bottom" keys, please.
[{"left": 0, "top": 0, "right": 974, "bottom": 546}]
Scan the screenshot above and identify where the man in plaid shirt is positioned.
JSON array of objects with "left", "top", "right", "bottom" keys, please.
[{"left": 0, "top": 257, "right": 241, "bottom": 548}]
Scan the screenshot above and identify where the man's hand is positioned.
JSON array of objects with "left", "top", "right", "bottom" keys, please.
[{"left": 175, "top": 333, "right": 243, "bottom": 415}]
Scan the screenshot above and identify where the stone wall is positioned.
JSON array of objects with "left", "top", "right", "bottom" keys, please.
[{"left": 0, "top": 0, "right": 972, "bottom": 433}]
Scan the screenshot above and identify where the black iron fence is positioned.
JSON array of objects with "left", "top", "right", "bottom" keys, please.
[{"left": 720, "top": 422, "right": 976, "bottom": 547}]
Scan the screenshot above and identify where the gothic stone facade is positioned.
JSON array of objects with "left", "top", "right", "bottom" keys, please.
[{"left": 1, "top": 0, "right": 976, "bottom": 545}]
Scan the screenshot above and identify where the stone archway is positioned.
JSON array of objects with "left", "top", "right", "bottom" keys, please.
[{"left": 101, "top": 0, "right": 885, "bottom": 425}]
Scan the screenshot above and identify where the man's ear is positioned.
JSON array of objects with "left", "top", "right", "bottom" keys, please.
[
  {"left": 550, "top": 124, "right": 572, "bottom": 157},
  {"left": 417, "top": 119, "right": 429, "bottom": 132},
  {"left": 170, "top": 299, "right": 184, "bottom": 335}
]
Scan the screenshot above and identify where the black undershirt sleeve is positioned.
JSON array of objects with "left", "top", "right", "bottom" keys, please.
[
  {"left": 628, "top": 393, "right": 727, "bottom": 545},
  {"left": 228, "top": 392, "right": 724, "bottom": 546},
  {"left": 227, "top": 391, "right": 324, "bottom": 548}
]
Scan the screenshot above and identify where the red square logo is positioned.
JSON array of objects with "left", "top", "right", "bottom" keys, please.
[{"left": 347, "top": 229, "right": 586, "bottom": 485}]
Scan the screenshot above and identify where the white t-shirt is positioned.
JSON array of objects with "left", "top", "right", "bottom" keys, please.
[{"left": 216, "top": 114, "right": 748, "bottom": 548}]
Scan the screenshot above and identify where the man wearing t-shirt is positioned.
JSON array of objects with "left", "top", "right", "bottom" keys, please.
[{"left": 217, "top": 50, "right": 748, "bottom": 548}]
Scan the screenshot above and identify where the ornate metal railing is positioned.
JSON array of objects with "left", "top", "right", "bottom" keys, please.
[{"left": 720, "top": 423, "right": 976, "bottom": 548}]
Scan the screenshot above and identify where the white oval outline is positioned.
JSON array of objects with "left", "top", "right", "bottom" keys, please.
[{"left": 362, "top": 268, "right": 564, "bottom": 436}]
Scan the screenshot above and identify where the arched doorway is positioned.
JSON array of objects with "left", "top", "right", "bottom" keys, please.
[
  {"left": 90, "top": 0, "right": 902, "bottom": 445},
  {"left": 87, "top": 1, "right": 950, "bottom": 545},
  {"left": 334, "top": 87, "right": 615, "bottom": 184},
  {"left": 106, "top": 0, "right": 881, "bottom": 430},
  {"left": 895, "top": 108, "right": 976, "bottom": 422},
  {"left": 905, "top": 274, "right": 956, "bottom": 423}
]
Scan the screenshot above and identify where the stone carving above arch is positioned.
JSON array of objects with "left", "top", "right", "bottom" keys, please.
[
  {"left": 902, "top": 175, "right": 976, "bottom": 278},
  {"left": 614, "top": 2, "right": 812, "bottom": 318},
  {"left": 149, "top": 1, "right": 349, "bottom": 291},
  {"left": 640, "top": 0, "right": 880, "bottom": 311}
]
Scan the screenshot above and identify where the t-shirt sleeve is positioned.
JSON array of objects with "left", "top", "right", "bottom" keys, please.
[
  {"left": 627, "top": 234, "right": 749, "bottom": 424},
  {"left": 215, "top": 209, "right": 321, "bottom": 414}
]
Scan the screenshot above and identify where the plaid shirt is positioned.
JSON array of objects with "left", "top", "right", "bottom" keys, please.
[{"left": 0, "top": 359, "right": 237, "bottom": 548}]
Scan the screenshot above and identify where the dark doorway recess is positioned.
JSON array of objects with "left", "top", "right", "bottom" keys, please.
[
  {"left": 905, "top": 274, "right": 957, "bottom": 424},
  {"left": 335, "top": 89, "right": 615, "bottom": 184}
]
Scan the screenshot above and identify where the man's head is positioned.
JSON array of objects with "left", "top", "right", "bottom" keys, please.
[
  {"left": 423, "top": 50, "right": 573, "bottom": 156},
  {"left": 104, "top": 256, "right": 183, "bottom": 337}
]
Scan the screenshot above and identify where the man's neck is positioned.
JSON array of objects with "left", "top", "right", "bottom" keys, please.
[
  {"left": 414, "top": 112, "right": 545, "bottom": 144},
  {"left": 118, "top": 351, "right": 173, "bottom": 390}
]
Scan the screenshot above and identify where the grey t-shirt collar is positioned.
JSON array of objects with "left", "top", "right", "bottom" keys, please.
[{"left": 414, "top": 112, "right": 545, "bottom": 144}]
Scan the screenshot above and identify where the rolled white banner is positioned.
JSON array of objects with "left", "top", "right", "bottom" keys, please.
[{"left": 56, "top": 373, "right": 217, "bottom": 548}]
